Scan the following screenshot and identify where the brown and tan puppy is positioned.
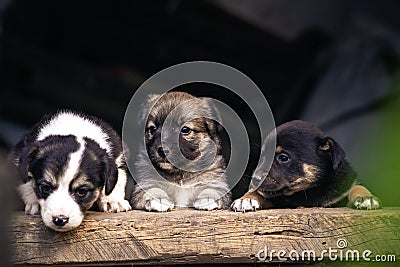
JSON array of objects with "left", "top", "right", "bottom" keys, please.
[
  {"left": 131, "top": 91, "right": 231, "bottom": 211},
  {"left": 232, "top": 120, "right": 381, "bottom": 211}
]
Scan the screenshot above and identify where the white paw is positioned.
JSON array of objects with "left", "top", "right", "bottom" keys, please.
[
  {"left": 352, "top": 196, "right": 382, "bottom": 210},
  {"left": 145, "top": 198, "right": 174, "bottom": 212},
  {"left": 231, "top": 198, "right": 260, "bottom": 212},
  {"left": 193, "top": 198, "right": 219, "bottom": 210},
  {"left": 99, "top": 199, "right": 132, "bottom": 213},
  {"left": 25, "top": 202, "right": 40, "bottom": 215}
]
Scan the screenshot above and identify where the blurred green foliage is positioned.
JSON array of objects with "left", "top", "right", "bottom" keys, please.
[{"left": 355, "top": 71, "right": 400, "bottom": 207}]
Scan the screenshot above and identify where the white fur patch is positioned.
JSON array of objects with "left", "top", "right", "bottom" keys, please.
[
  {"left": 174, "top": 187, "right": 197, "bottom": 207},
  {"left": 61, "top": 136, "right": 86, "bottom": 187},
  {"left": 17, "top": 180, "right": 39, "bottom": 215},
  {"left": 37, "top": 111, "right": 112, "bottom": 154}
]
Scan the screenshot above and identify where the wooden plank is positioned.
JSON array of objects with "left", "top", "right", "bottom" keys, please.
[{"left": 9, "top": 208, "right": 400, "bottom": 265}]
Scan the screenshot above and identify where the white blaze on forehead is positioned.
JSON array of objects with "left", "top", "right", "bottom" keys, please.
[
  {"left": 61, "top": 136, "right": 86, "bottom": 188},
  {"left": 37, "top": 111, "right": 111, "bottom": 154}
]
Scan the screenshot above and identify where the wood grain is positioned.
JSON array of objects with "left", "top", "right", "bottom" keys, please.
[{"left": 9, "top": 208, "right": 400, "bottom": 265}]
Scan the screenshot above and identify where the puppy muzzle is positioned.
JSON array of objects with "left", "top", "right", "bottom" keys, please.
[{"left": 258, "top": 176, "right": 290, "bottom": 197}]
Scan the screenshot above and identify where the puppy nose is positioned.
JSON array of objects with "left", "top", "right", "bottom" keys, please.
[
  {"left": 53, "top": 216, "right": 69, "bottom": 226},
  {"left": 157, "top": 147, "right": 169, "bottom": 158}
]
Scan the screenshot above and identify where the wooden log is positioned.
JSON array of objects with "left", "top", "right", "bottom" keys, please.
[{"left": 9, "top": 208, "right": 400, "bottom": 265}]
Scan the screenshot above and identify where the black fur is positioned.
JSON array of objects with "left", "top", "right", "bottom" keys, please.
[
  {"left": 82, "top": 137, "right": 118, "bottom": 196},
  {"left": 29, "top": 135, "right": 80, "bottom": 199},
  {"left": 254, "top": 120, "right": 356, "bottom": 208}
]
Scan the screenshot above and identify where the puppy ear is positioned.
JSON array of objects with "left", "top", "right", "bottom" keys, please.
[
  {"left": 205, "top": 118, "right": 222, "bottom": 136},
  {"left": 103, "top": 156, "right": 119, "bottom": 196},
  {"left": 17, "top": 142, "right": 39, "bottom": 183},
  {"left": 202, "top": 98, "right": 223, "bottom": 136},
  {"left": 137, "top": 94, "right": 162, "bottom": 125},
  {"left": 318, "top": 137, "right": 346, "bottom": 171}
]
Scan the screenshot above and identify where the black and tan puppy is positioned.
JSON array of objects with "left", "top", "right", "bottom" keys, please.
[
  {"left": 232, "top": 120, "right": 381, "bottom": 211},
  {"left": 131, "top": 91, "right": 231, "bottom": 211}
]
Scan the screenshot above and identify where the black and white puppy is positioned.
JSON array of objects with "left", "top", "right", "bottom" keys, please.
[
  {"left": 232, "top": 120, "right": 381, "bottom": 211},
  {"left": 9, "top": 110, "right": 131, "bottom": 231}
]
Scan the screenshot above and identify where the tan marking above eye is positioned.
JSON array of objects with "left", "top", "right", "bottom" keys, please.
[
  {"left": 43, "top": 170, "right": 57, "bottom": 185},
  {"left": 71, "top": 175, "right": 93, "bottom": 190},
  {"left": 146, "top": 121, "right": 156, "bottom": 129},
  {"left": 275, "top": 146, "right": 283, "bottom": 153},
  {"left": 146, "top": 121, "right": 157, "bottom": 137}
]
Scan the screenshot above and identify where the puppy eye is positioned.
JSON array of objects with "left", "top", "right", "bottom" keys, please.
[
  {"left": 181, "top": 126, "right": 191, "bottom": 134},
  {"left": 39, "top": 184, "right": 53, "bottom": 194},
  {"left": 76, "top": 188, "right": 88, "bottom": 198},
  {"left": 276, "top": 153, "right": 291, "bottom": 164},
  {"left": 147, "top": 125, "right": 157, "bottom": 134}
]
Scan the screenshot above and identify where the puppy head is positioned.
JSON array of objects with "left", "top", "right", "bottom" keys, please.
[
  {"left": 21, "top": 135, "right": 115, "bottom": 231},
  {"left": 254, "top": 120, "right": 345, "bottom": 198},
  {"left": 141, "top": 91, "right": 221, "bottom": 175}
]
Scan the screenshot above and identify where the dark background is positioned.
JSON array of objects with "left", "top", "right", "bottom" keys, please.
[{"left": 0, "top": 0, "right": 399, "bottom": 207}]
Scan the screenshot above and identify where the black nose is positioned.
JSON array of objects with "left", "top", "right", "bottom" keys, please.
[
  {"left": 157, "top": 147, "right": 169, "bottom": 158},
  {"left": 53, "top": 216, "right": 69, "bottom": 227}
]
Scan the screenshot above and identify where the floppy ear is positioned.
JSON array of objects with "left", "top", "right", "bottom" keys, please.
[
  {"left": 202, "top": 98, "right": 223, "bottom": 136},
  {"left": 137, "top": 94, "right": 161, "bottom": 126},
  {"left": 318, "top": 137, "right": 346, "bottom": 171},
  {"left": 17, "top": 142, "right": 39, "bottom": 183},
  {"left": 205, "top": 118, "right": 222, "bottom": 136},
  {"left": 103, "top": 156, "right": 119, "bottom": 196}
]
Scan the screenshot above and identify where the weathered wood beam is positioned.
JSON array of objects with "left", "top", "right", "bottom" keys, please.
[{"left": 9, "top": 208, "right": 400, "bottom": 265}]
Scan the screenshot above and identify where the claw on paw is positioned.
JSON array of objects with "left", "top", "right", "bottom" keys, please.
[
  {"left": 351, "top": 196, "right": 382, "bottom": 210},
  {"left": 231, "top": 198, "right": 260, "bottom": 212},
  {"left": 25, "top": 203, "right": 40, "bottom": 215},
  {"left": 145, "top": 198, "right": 174, "bottom": 212},
  {"left": 100, "top": 199, "right": 132, "bottom": 213},
  {"left": 193, "top": 198, "right": 219, "bottom": 210}
]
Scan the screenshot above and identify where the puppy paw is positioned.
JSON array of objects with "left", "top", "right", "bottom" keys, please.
[
  {"left": 231, "top": 198, "right": 260, "bottom": 212},
  {"left": 145, "top": 198, "right": 174, "bottom": 212},
  {"left": 193, "top": 198, "right": 220, "bottom": 210},
  {"left": 351, "top": 196, "right": 382, "bottom": 210},
  {"left": 25, "top": 202, "right": 40, "bottom": 215},
  {"left": 99, "top": 199, "right": 132, "bottom": 213}
]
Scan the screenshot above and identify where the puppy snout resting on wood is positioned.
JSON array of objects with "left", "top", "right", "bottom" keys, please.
[
  {"left": 9, "top": 110, "right": 131, "bottom": 232},
  {"left": 232, "top": 120, "right": 381, "bottom": 212},
  {"left": 131, "top": 91, "right": 231, "bottom": 212}
]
